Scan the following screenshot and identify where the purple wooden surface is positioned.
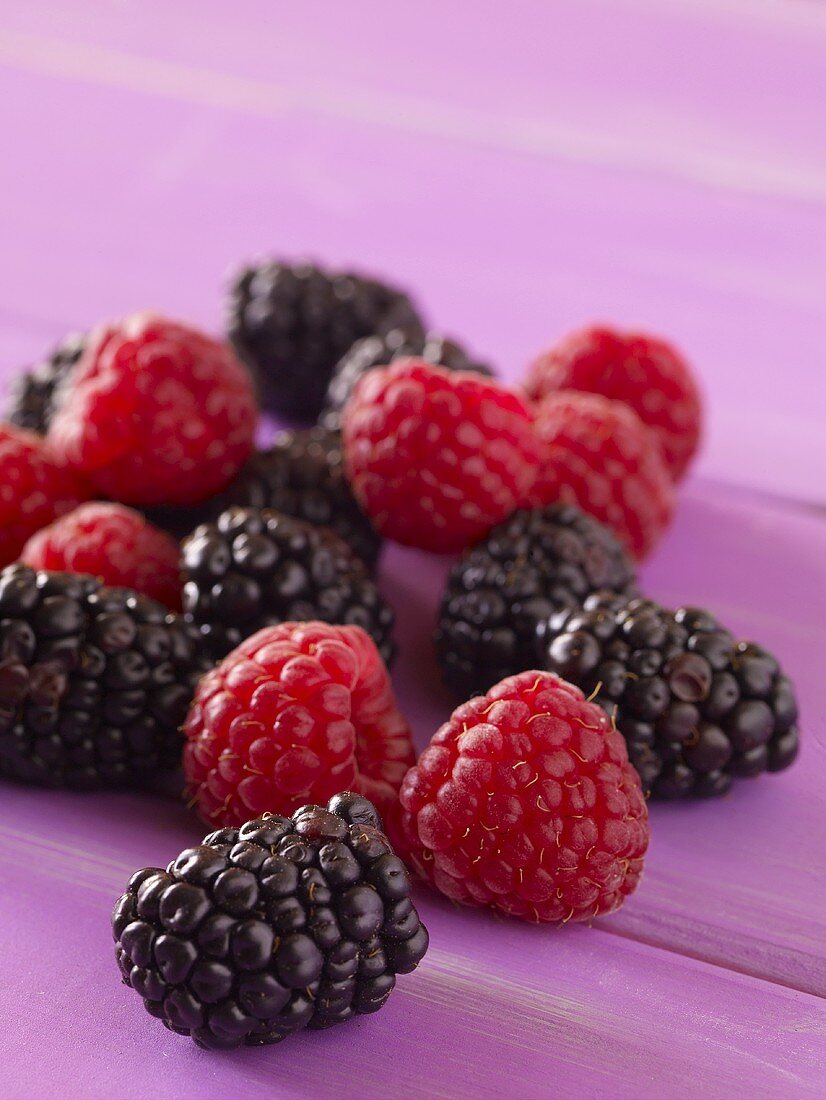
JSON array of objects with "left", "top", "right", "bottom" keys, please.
[{"left": 1, "top": 2, "right": 825, "bottom": 1097}]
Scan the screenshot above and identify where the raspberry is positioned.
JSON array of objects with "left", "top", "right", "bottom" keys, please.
[
  {"left": 112, "top": 793, "right": 428, "bottom": 1049},
  {"left": 5, "top": 332, "right": 85, "bottom": 434},
  {"left": 320, "top": 330, "right": 493, "bottom": 432},
  {"left": 183, "top": 622, "right": 415, "bottom": 831},
  {"left": 47, "top": 313, "right": 258, "bottom": 507},
  {"left": 0, "top": 423, "right": 89, "bottom": 567},
  {"left": 540, "top": 592, "right": 800, "bottom": 799},
  {"left": 532, "top": 392, "right": 674, "bottom": 560},
  {"left": 342, "top": 360, "right": 542, "bottom": 554},
  {"left": 399, "top": 670, "right": 649, "bottom": 923},
  {"left": 21, "top": 502, "right": 182, "bottom": 610},
  {"left": 525, "top": 326, "right": 702, "bottom": 481},
  {"left": 435, "top": 504, "right": 637, "bottom": 698},
  {"left": 227, "top": 259, "right": 424, "bottom": 420}
]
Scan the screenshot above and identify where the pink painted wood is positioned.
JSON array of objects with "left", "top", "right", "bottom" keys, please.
[{"left": 0, "top": 2, "right": 824, "bottom": 1097}]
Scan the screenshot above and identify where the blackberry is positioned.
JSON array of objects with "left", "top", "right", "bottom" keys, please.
[
  {"left": 0, "top": 564, "right": 210, "bottom": 788},
  {"left": 181, "top": 507, "right": 395, "bottom": 663},
  {"left": 6, "top": 333, "right": 85, "bottom": 434},
  {"left": 320, "top": 330, "right": 494, "bottom": 431},
  {"left": 539, "top": 592, "right": 800, "bottom": 799},
  {"left": 112, "top": 792, "right": 429, "bottom": 1049},
  {"left": 227, "top": 259, "right": 424, "bottom": 420},
  {"left": 435, "top": 505, "right": 637, "bottom": 699}
]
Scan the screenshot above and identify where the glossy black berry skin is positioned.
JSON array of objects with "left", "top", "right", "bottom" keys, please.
[
  {"left": 539, "top": 592, "right": 800, "bottom": 799},
  {"left": 226, "top": 259, "right": 424, "bottom": 421},
  {"left": 319, "top": 330, "right": 494, "bottom": 432},
  {"left": 181, "top": 507, "right": 395, "bottom": 664},
  {"left": 436, "top": 505, "right": 637, "bottom": 699},
  {"left": 0, "top": 564, "right": 210, "bottom": 788},
  {"left": 112, "top": 793, "right": 429, "bottom": 1050},
  {"left": 5, "top": 333, "right": 85, "bottom": 434}
]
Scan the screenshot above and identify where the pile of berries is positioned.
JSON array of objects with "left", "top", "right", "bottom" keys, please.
[{"left": 0, "top": 257, "right": 800, "bottom": 1053}]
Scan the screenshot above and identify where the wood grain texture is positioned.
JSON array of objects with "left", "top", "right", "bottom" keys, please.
[{"left": 0, "top": 1, "right": 824, "bottom": 1097}]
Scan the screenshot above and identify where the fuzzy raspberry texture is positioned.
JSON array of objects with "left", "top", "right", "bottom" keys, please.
[
  {"left": 525, "top": 326, "right": 702, "bottom": 481},
  {"left": 47, "top": 314, "right": 258, "bottom": 507},
  {"left": 183, "top": 622, "right": 415, "bottom": 831},
  {"left": 532, "top": 392, "right": 674, "bottom": 561},
  {"left": 399, "top": 671, "right": 649, "bottom": 923},
  {"left": 342, "top": 360, "right": 541, "bottom": 554},
  {"left": 21, "top": 502, "right": 182, "bottom": 610},
  {"left": 0, "top": 423, "right": 89, "bottom": 567}
]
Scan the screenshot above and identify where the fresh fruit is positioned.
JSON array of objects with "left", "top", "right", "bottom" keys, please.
[
  {"left": 183, "top": 622, "right": 415, "bottom": 829},
  {"left": 435, "top": 504, "right": 637, "bottom": 699},
  {"left": 47, "top": 313, "right": 258, "bottom": 507},
  {"left": 219, "top": 428, "right": 382, "bottom": 571},
  {"left": 343, "top": 360, "right": 542, "bottom": 554},
  {"left": 5, "top": 332, "right": 85, "bottom": 434},
  {"left": 320, "top": 330, "right": 493, "bottom": 432},
  {"left": 227, "top": 259, "right": 423, "bottom": 420},
  {"left": 181, "top": 507, "right": 395, "bottom": 663},
  {"left": 111, "top": 792, "right": 428, "bottom": 1049},
  {"left": 21, "top": 502, "right": 182, "bottom": 610},
  {"left": 540, "top": 592, "right": 800, "bottom": 799},
  {"left": 532, "top": 392, "right": 674, "bottom": 560},
  {"left": 398, "top": 670, "right": 649, "bottom": 922},
  {"left": 0, "top": 423, "right": 89, "bottom": 567},
  {"left": 0, "top": 564, "right": 209, "bottom": 788},
  {"left": 525, "top": 325, "right": 702, "bottom": 481}
]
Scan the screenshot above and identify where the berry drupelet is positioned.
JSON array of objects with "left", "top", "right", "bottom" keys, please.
[
  {"left": 539, "top": 592, "right": 800, "bottom": 799},
  {"left": 181, "top": 507, "right": 395, "bottom": 664},
  {"left": 226, "top": 259, "right": 424, "bottom": 420},
  {"left": 320, "top": 330, "right": 494, "bottom": 431},
  {"left": 435, "top": 504, "right": 637, "bottom": 699},
  {"left": 5, "top": 333, "right": 85, "bottom": 435},
  {"left": 0, "top": 564, "right": 209, "bottom": 788},
  {"left": 112, "top": 793, "right": 429, "bottom": 1049}
]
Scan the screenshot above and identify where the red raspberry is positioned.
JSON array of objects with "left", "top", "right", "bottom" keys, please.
[
  {"left": 342, "top": 360, "right": 541, "bottom": 554},
  {"left": 0, "top": 423, "right": 89, "bottom": 567},
  {"left": 21, "top": 502, "right": 182, "bottom": 610},
  {"left": 183, "top": 621, "right": 415, "bottom": 829},
  {"left": 532, "top": 392, "right": 674, "bottom": 560},
  {"left": 47, "top": 313, "right": 258, "bottom": 506},
  {"left": 525, "top": 325, "right": 702, "bottom": 481},
  {"left": 399, "top": 671, "right": 649, "bottom": 923}
]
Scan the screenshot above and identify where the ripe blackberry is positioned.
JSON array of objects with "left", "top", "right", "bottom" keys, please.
[
  {"left": 181, "top": 507, "right": 395, "bottom": 663},
  {"left": 220, "top": 428, "right": 382, "bottom": 571},
  {"left": 227, "top": 259, "right": 424, "bottom": 420},
  {"left": 0, "top": 564, "right": 209, "bottom": 788},
  {"left": 5, "top": 333, "right": 85, "bottom": 434},
  {"left": 539, "top": 592, "right": 800, "bottom": 799},
  {"left": 320, "top": 330, "right": 493, "bottom": 431},
  {"left": 112, "top": 793, "right": 429, "bottom": 1049},
  {"left": 435, "top": 505, "right": 637, "bottom": 699}
]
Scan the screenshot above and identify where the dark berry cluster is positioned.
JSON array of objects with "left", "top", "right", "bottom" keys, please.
[
  {"left": 227, "top": 260, "right": 423, "bottom": 420},
  {"left": 112, "top": 793, "right": 429, "bottom": 1049},
  {"left": 5, "top": 333, "right": 85, "bottom": 435},
  {"left": 540, "top": 592, "right": 799, "bottom": 798},
  {"left": 0, "top": 564, "right": 209, "bottom": 788},
  {"left": 320, "top": 330, "right": 493, "bottom": 431},
  {"left": 181, "top": 507, "right": 395, "bottom": 663},
  {"left": 435, "top": 505, "right": 637, "bottom": 698}
]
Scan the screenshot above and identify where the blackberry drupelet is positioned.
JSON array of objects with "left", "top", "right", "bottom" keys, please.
[
  {"left": 227, "top": 259, "right": 424, "bottom": 420},
  {"left": 320, "top": 330, "right": 494, "bottom": 431},
  {"left": 219, "top": 428, "right": 382, "bottom": 571},
  {"left": 112, "top": 793, "right": 429, "bottom": 1049},
  {"left": 181, "top": 507, "right": 395, "bottom": 663},
  {"left": 0, "top": 564, "right": 209, "bottom": 788},
  {"left": 6, "top": 333, "right": 85, "bottom": 434},
  {"left": 435, "top": 505, "right": 637, "bottom": 699},
  {"left": 539, "top": 592, "right": 800, "bottom": 799}
]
